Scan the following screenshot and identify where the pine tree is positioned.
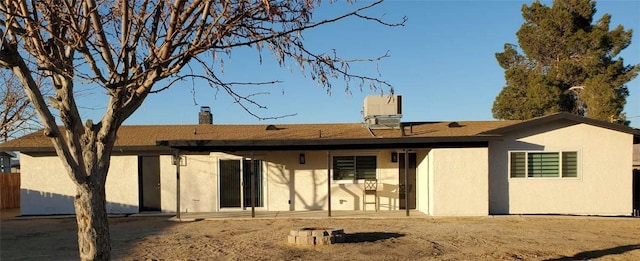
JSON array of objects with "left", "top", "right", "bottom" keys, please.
[{"left": 493, "top": 0, "right": 639, "bottom": 123}]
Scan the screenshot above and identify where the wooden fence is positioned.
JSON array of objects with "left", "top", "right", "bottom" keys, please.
[{"left": 1, "top": 173, "right": 20, "bottom": 209}]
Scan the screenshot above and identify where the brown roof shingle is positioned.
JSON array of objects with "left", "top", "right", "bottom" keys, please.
[
  {"left": 0, "top": 120, "right": 517, "bottom": 152},
  {"left": 2, "top": 112, "right": 637, "bottom": 153}
]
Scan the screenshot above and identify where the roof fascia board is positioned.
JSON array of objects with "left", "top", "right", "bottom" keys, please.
[
  {"left": 7, "top": 136, "right": 502, "bottom": 155},
  {"left": 482, "top": 112, "right": 636, "bottom": 135},
  {"left": 158, "top": 136, "right": 498, "bottom": 152},
  {"left": 158, "top": 135, "right": 498, "bottom": 147},
  {"left": 167, "top": 141, "right": 490, "bottom": 152},
  {"left": 16, "top": 146, "right": 172, "bottom": 156},
  {"left": 17, "top": 141, "right": 491, "bottom": 155}
]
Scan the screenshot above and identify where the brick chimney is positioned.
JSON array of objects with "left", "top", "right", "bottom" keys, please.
[{"left": 199, "top": 106, "right": 213, "bottom": 124}]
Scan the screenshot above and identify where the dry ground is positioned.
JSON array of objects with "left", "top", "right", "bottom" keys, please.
[{"left": 1, "top": 212, "right": 639, "bottom": 260}]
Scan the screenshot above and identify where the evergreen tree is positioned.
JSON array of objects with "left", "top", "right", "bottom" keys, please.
[{"left": 493, "top": 0, "right": 639, "bottom": 123}]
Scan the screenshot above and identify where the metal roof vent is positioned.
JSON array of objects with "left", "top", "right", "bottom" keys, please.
[
  {"left": 266, "top": 124, "right": 278, "bottom": 130},
  {"left": 448, "top": 122, "right": 462, "bottom": 128}
]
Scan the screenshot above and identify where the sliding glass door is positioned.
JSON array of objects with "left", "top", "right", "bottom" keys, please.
[{"left": 219, "top": 159, "right": 264, "bottom": 209}]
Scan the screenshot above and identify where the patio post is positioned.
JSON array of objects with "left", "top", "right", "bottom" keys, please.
[
  {"left": 173, "top": 149, "right": 181, "bottom": 219},
  {"left": 250, "top": 152, "right": 255, "bottom": 218},
  {"left": 327, "top": 150, "right": 331, "bottom": 217},
  {"left": 404, "top": 149, "right": 409, "bottom": 217}
]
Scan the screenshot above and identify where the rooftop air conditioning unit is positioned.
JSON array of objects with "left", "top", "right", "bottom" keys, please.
[
  {"left": 363, "top": 95, "right": 402, "bottom": 117},
  {"left": 363, "top": 95, "right": 402, "bottom": 129}
]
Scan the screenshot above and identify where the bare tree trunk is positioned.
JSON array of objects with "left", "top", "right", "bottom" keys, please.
[
  {"left": 75, "top": 182, "right": 111, "bottom": 261},
  {"left": 0, "top": 1, "right": 403, "bottom": 260}
]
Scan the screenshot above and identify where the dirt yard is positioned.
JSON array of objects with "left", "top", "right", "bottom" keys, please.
[{"left": 1, "top": 213, "right": 639, "bottom": 260}]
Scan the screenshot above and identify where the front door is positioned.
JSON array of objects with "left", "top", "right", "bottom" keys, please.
[
  {"left": 219, "top": 159, "right": 264, "bottom": 209},
  {"left": 139, "top": 156, "right": 161, "bottom": 211},
  {"left": 399, "top": 153, "right": 416, "bottom": 210}
]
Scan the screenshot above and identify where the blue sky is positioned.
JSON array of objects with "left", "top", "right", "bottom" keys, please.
[{"left": 80, "top": 0, "right": 640, "bottom": 128}]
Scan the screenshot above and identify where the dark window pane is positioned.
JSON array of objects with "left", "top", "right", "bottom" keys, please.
[
  {"left": 219, "top": 160, "right": 241, "bottom": 207},
  {"left": 510, "top": 152, "right": 526, "bottom": 178},
  {"left": 528, "top": 152, "right": 559, "bottom": 178},
  {"left": 562, "top": 152, "right": 578, "bottom": 178},
  {"left": 243, "top": 160, "right": 263, "bottom": 207},
  {"left": 356, "top": 156, "right": 377, "bottom": 180},
  {"left": 333, "top": 156, "right": 355, "bottom": 180}
]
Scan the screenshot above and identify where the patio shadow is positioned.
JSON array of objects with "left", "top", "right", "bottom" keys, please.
[
  {"left": 343, "top": 232, "right": 404, "bottom": 243},
  {"left": 544, "top": 244, "right": 640, "bottom": 261}
]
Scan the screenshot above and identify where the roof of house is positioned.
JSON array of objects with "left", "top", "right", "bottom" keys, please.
[
  {"left": 481, "top": 112, "right": 637, "bottom": 136},
  {"left": 0, "top": 120, "right": 516, "bottom": 153},
  {"left": 0, "top": 112, "right": 637, "bottom": 153}
]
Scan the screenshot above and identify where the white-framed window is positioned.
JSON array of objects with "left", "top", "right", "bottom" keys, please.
[
  {"left": 332, "top": 155, "right": 377, "bottom": 181},
  {"left": 509, "top": 151, "right": 578, "bottom": 178}
]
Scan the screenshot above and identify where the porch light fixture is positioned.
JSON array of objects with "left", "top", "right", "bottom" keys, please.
[
  {"left": 391, "top": 152, "right": 398, "bottom": 163},
  {"left": 172, "top": 155, "right": 187, "bottom": 166},
  {"left": 299, "top": 153, "right": 306, "bottom": 164}
]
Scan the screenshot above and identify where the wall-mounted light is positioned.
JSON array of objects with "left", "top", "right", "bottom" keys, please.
[
  {"left": 299, "top": 153, "right": 306, "bottom": 164},
  {"left": 171, "top": 155, "right": 187, "bottom": 166},
  {"left": 391, "top": 152, "right": 398, "bottom": 163}
]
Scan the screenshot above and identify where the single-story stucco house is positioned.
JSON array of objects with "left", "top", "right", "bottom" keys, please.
[{"left": 1, "top": 96, "right": 639, "bottom": 216}]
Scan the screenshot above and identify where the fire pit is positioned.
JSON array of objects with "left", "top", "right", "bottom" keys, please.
[{"left": 288, "top": 227, "right": 345, "bottom": 245}]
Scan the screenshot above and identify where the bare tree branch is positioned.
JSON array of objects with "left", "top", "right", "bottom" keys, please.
[
  {"left": 0, "top": 70, "right": 40, "bottom": 142},
  {"left": 0, "top": 1, "right": 403, "bottom": 259}
]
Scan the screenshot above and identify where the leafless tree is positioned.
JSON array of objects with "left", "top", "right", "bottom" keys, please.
[
  {"left": 0, "top": 70, "right": 38, "bottom": 141},
  {"left": 0, "top": 0, "right": 404, "bottom": 259}
]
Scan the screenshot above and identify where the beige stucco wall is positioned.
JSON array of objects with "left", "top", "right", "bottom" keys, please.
[
  {"left": 489, "top": 121, "right": 633, "bottom": 215},
  {"left": 20, "top": 154, "right": 139, "bottom": 215},
  {"left": 155, "top": 150, "right": 405, "bottom": 212},
  {"left": 105, "top": 156, "right": 141, "bottom": 213},
  {"left": 264, "top": 151, "right": 327, "bottom": 211},
  {"left": 19, "top": 146, "right": 494, "bottom": 216},
  {"left": 160, "top": 152, "right": 286, "bottom": 213},
  {"left": 415, "top": 150, "right": 430, "bottom": 214},
  {"left": 428, "top": 148, "right": 489, "bottom": 216},
  {"left": 371, "top": 150, "right": 401, "bottom": 211},
  {"left": 21, "top": 149, "right": 411, "bottom": 215},
  {"left": 427, "top": 151, "right": 436, "bottom": 215},
  {"left": 159, "top": 155, "right": 176, "bottom": 212},
  {"left": 160, "top": 154, "right": 217, "bottom": 213},
  {"left": 633, "top": 144, "right": 640, "bottom": 169},
  {"left": 263, "top": 150, "right": 402, "bottom": 211}
]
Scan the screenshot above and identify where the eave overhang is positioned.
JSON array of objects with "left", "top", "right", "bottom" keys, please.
[
  {"left": 482, "top": 112, "right": 637, "bottom": 136},
  {"left": 157, "top": 135, "right": 502, "bottom": 152}
]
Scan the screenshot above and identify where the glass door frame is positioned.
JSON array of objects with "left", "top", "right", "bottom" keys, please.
[{"left": 217, "top": 156, "right": 266, "bottom": 211}]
